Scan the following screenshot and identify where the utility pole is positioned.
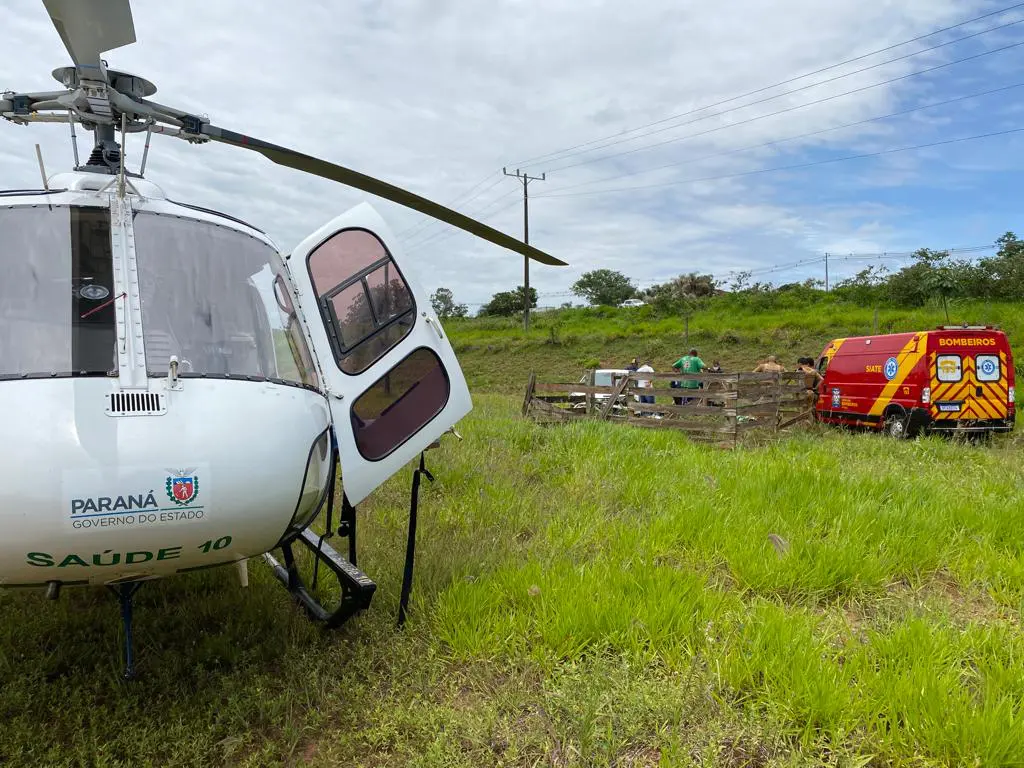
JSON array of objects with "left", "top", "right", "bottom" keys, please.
[
  {"left": 824, "top": 252, "right": 830, "bottom": 292},
  {"left": 503, "top": 167, "right": 545, "bottom": 331}
]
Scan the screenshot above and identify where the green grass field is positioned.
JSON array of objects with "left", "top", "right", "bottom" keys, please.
[
  {"left": 449, "top": 298, "right": 1024, "bottom": 392},
  {"left": 2, "top": 303, "right": 1023, "bottom": 766}
]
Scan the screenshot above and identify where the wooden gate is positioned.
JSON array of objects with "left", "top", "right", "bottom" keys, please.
[{"left": 522, "top": 370, "right": 814, "bottom": 447}]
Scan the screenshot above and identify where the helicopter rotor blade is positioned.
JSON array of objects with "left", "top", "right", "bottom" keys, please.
[
  {"left": 42, "top": 0, "right": 136, "bottom": 76},
  {"left": 198, "top": 124, "right": 566, "bottom": 267}
]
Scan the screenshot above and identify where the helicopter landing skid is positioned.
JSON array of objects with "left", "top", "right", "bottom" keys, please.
[
  {"left": 264, "top": 527, "right": 377, "bottom": 629},
  {"left": 106, "top": 580, "right": 145, "bottom": 681}
]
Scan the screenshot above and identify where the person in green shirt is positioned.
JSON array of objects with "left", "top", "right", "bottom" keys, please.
[{"left": 671, "top": 348, "right": 705, "bottom": 404}]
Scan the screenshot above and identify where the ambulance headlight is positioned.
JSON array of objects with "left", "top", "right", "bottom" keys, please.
[
  {"left": 922, "top": 387, "right": 930, "bottom": 404},
  {"left": 280, "top": 429, "right": 332, "bottom": 542},
  {"left": 1010, "top": 386, "right": 1015, "bottom": 404}
]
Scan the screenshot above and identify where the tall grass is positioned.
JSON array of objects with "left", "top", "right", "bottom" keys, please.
[
  {"left": 2, "top": 396, "right": 1022, "bottom": 765},
  {"left": 424, "top": 399, "right": 1024, "bottom": 764}
]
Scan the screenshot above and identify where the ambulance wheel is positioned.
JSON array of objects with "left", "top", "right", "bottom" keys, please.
[{"left": 883, "top": 410, "right": 908, "bottom": 439}]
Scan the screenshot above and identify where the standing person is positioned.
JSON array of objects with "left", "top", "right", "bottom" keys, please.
[
  {"left": 706, "top": 359, "right": 724, "bottom": 406},
  {"left": 751, "top": 354, "right": 785, "bottom": 404},
  {"left": 753, "top": 355, "right": 784, "bottom": 373},
  {"left": 796, "top": 356, "right": 823, "bottom": 407},
  {"left": 635, "top": 359, "right": 655, "bottom": 415},
  {"left": 672, "top": 348, "right": 705, "bottom": 405}
]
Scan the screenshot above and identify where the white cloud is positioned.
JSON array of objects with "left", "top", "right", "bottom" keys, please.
[{"left": 2, "top": 0, "right": 1017, "bottom": 308}]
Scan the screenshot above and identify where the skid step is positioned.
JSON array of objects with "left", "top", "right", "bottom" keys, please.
[
  {"left": 297, "top": 528, "right": 376, "bottom": 598},
  {"left": 264, "top": 528, "right": 376, "bottom": 629}
]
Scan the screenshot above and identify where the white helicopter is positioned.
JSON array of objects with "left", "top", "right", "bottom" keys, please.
[{"left": 0, "top": 0, "right": 564, "bottom": 677}]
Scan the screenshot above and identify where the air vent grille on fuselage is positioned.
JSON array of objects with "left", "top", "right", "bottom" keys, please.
[{"left": 106, "top": 391, "right": 167, "bottom": 416}]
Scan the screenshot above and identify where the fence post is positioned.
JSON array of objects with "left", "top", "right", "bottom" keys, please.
[
  {"left": 730, "top": 374, "right": 739, "bottom": 448},
  {"left": 585, "top": 369, "right": 595, "bottom": 415},
  {"left": 773, "top": 372, "right": 783, "bottom": 430},
  {"left": 522, "top": 372, "right": 536, "bottom": 417},
  {"left": 873, "top": 308, "right": 879, "bottom": 334},
  {"left": 601, "top": 373, "right": 632, "bottom": 420}
]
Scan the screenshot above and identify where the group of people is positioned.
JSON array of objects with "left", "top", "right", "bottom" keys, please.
[
  {"left": 625, "top": 350, "right": 824, "bottom": 408},
  {"left": 626, "top": 350, "right": 723, "bottom": 407}
]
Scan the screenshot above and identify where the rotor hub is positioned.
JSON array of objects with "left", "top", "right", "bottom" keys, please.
[{"left": 52, "top": 65, "right": 157, "bottom": 98}]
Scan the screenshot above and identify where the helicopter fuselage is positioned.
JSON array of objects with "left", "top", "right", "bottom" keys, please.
[
  {"left": 1, "top": 377, "right": 329, "bottom": 585},
  {"left": 0, "top": 172, "right": 333, "bottom": 586}
]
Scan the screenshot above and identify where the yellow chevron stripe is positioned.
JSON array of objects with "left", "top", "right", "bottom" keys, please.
[
  {"left": 942, "top": 379, "right": 974, "bottom": 403},
  {"left": 823, "top": 338, "right": 846, "bottom": 363},
  {"left": 868, "top": 333, "right": 928, "bottom": 417},
  {"left": 928, "top": 350, "right": 1009, "bottom": 420},
  {"left": 989, "top": 379, "right": 1009, "bottom": 401},
  {"left": 988, "top": 400, "right": 1009, "bottom": 418},
  {"left": 978, "top": 398, "right": 1003, "bottom": 420},
  {"left": 960, "top": 356, "right": 1008, "bottom": 418},
  {"left": 972, "top": 395, "right": 994, "bottom": 419}
]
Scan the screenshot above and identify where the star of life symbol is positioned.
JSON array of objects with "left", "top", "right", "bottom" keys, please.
[{"left": 884, "top": 357, "right": 899, "bottom": 380}]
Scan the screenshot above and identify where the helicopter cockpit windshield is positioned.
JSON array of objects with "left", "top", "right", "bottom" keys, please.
[
  {"left": 0, "top": 205, "right": 118, "bottom": 379},
  {"left": 133, "top": 211, "right": 317, "bottom": 389}
]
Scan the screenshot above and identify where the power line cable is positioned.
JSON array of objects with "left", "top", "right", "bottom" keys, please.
[
  {"left": 511, "top": 2, "right": 1024, "bottom": 168},
  {"left": 403, "top": 186, "right": 519, "bottom": 248},
  {"left": 398, "top": 172, "right": 505, "bottom": 240},
  {"left": 543, "top": 26, "right": 1024, "bottom": 174},
  {"left": 536, "top": 126, "right": 1024, "bottom": 198},
  {"left": 405, "top": 193, "right": 522, "bottom": 252},
  {"left": 534, "top": 80, "right": 1024, "bottom": 195}
]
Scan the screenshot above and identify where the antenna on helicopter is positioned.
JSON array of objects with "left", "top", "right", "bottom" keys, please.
[
  {"left": 68, "top": 108, "right": 80, "bottom": 166},
  {"left": 34, "top": 143, "right": 49, "bottom": 189}
]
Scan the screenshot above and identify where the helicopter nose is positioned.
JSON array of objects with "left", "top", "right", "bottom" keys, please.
[{"left": 0, "top": 376, "right": 331, "bottom": 587}]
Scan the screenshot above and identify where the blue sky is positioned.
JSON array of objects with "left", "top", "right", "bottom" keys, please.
[{"left": 2, "top": 0, "right": 1024, "bottom": 308}]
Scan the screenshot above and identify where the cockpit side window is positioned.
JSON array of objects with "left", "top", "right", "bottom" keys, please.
[{"left": 306, "top": 228, "right": 416, "bottom": 375}]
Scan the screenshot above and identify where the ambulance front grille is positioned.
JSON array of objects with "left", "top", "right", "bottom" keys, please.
[{"left": 106, "top": 391, "right": 167, "bottom": 416}]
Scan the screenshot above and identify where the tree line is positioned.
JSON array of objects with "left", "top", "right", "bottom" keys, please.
[{"left": 427, "top": 231, "right": 1024, "bottom": 319}]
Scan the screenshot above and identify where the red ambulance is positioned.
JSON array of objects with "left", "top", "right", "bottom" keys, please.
[{"left": 814, "top": 325, "right": 1015, "bottom": 437}]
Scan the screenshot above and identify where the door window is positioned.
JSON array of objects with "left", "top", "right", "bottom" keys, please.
[
  {"left": 307, "top": 228, "right": 415, "bottom": 375},
  {"left": 976, "top": 354, "right": 1000, "bottom": 382},
  {"left": 936, "top": 354, "right": 962, "bottom": 382},
  {"left": 349, "top": 347, "right": 450, "bottom": 461}
]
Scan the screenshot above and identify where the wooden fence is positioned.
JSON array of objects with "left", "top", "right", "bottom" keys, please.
[{"left": 522, "top": 369, "right": 815, "bottom": 448}]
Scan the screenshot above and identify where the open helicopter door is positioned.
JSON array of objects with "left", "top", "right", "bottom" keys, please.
[{"left": 286, "top": 202, "right": 472, "bottom": 505}]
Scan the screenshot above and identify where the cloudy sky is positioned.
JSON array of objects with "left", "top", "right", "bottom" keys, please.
[{"left": 3, "top": 0, "right": 1024, "bottom": 309}]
